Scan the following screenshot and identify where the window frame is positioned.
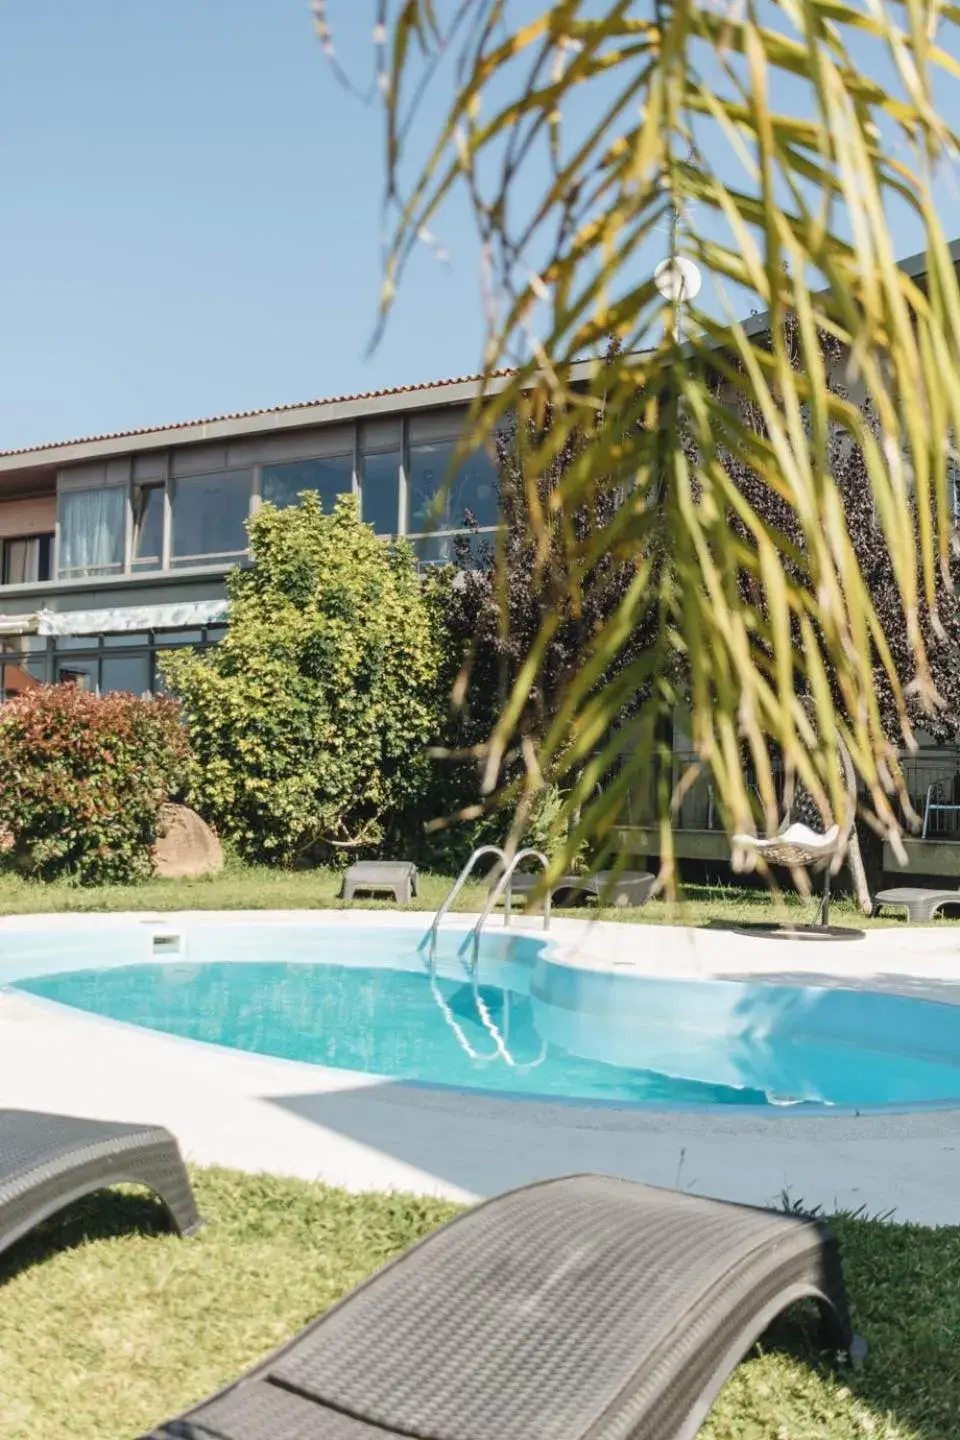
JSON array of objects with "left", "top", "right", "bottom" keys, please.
[
  {"left": 169, "top": 466, "right": 255, "bottom": 569},
  {"left": 259, "top": 453, "right": 357, "bottom": 516},
  {"left": 35, "top": 409, "right": 500, "bottom": 588},
  {"left": 1, "top": 531, "right": 54, "bottom": 586}
]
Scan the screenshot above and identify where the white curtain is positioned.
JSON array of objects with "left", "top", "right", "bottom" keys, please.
[
  {"left": 3, "top": 537, "right": 38, "bottom": 584},
  {"left": 59, "top": 488, "right": 125, "bottom": 576}
]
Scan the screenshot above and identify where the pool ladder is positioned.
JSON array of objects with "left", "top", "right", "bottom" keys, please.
[
  {"left": 424, "top": 844, "right": 506, "bottom": 955},
  {"left": 424, "top": 845, "right": 552, "bottom": 956},
  {"left": 421, "top": 844, "right": 550, "bottom": 1070},
  {"left": 469, "top": 848, "right": 552, "bottom": 947}
]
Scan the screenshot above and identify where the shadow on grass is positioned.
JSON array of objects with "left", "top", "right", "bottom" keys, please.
[
  {"left": 0, "top": 1187, "right": 174, "bottom": 1287},
  {"left": 704, "top": 917, "right": 866, "bottom": 940},
  {"left": 752, "top": 1294, "right": 840, "bottom": 1365}
]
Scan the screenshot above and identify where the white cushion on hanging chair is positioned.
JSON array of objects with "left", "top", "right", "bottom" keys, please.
[{"left": 732, "top": 823, "right": 841, "bottom": 868}]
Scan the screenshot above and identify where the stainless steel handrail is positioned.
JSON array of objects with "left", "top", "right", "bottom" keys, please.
[
  {"left": 423, "top": 844, "right": 507, "bottom": 949},
  {"left": 470, "top": 848, "right": 551, "bottom": 943},
  {"left": 422, "top": 843, "right": 549, "bottom": 1071}
]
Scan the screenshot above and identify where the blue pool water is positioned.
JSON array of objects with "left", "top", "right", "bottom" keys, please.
[{"left": 10, "top": 925, "right": 960, "bottom": 1110}]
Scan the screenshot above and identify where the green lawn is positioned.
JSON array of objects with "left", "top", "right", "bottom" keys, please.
[
  {"left": 0, "top": 858, "right": 914, "bottom": 927},
  {"left": 0, "top": 1169, "right": 955, "bottom": 1439}
]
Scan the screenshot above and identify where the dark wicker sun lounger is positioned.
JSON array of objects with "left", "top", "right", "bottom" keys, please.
[
  {"left": 874, "top": 885, "right": 960, "bottom": 923},
  {"left": 145, "top": 1174, "right": 860, "bottom": 1440},
  {"left": 0, "top": 1110, "right": 201, "bottom": 1263},
  {"left": 509, "top": 868, "right": 655, "bottom": 908}
]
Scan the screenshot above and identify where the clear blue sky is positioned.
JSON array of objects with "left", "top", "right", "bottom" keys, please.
[
  {"left": 0, "top": 0, "right": 489, "bottom": 451},
  {"left": 0, "top": 1, "right": 957, "bottom": 452}
]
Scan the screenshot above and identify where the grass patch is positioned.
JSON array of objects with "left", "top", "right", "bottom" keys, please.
[
  {"left": 0, "top": 1170, "right": 955, "bottom": 1439},
  {"left": 0, "top": 857, "right": 913, "bottom": 927}
]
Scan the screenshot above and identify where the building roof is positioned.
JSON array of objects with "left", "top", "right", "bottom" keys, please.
[
  {"left": 0, "top": 368, "right": 517, "bottom": 473},
  {"left": 3, "top": 237, "right": 957, "bottom": 476}
]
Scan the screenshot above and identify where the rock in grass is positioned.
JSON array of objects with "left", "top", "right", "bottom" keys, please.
[{"left": 152, "top": 804, "right": 223, "bottom": 879}]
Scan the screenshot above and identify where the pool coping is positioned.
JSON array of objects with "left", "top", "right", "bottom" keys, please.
[
  {"left": 4, "top": 904, "right": 960, "bottom": 991},
  {"left": 2, "top": 908, "right": 960, "bottom": 1223}
]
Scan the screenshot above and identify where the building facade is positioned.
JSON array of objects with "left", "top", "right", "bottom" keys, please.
[
  {"left": 0, "top": 375, "right": 500, "bottom": 701},
  {"left": 4, "top": 317, "right": 960, "bottom": 881}
]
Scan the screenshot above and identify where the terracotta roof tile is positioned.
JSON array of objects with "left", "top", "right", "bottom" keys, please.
[{"left": 0, "top": 368, "right": 514, "bottom": 460}]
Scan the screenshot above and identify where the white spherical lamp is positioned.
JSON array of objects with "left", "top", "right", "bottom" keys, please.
[{"left": 654, "top": 256, "right": 702, "bottom": 303}]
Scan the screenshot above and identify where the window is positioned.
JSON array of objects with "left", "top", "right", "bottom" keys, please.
[
  {"left": 56, "top": 656, "right": 98, "bottom": 690},
  {"left": 154, "top": 629, "right": 204, "bottom": 648},
  {"left": 104, "top": 631, "right": 150, "bottom": 648},
  {"left": 1, "top": 533, "right": 53, "bottom": 585},
  {"left": 407, "top": 441, "right": 498, "bottom": 537},
  {"left": 410, "top": 531, "right": 491, "bottom": 564},
  {"left": 37, "top": 628, "right": 226, "bottom": 703},
  {"left": 261, "top": 456, "right": 353, "bottom": 512},
  {"left": 171, "top": 469, "right": 252, "bottom": 567},
  {"left": 0, "top": 639, "right": 46, "bottom": 699},
  {"left": 100, "top": 653, "right": 151, "bottom": 695},
  {"left": 58, "top": 488, "right": 125, "bottom": 578},
  {"left": 132, "top": 484, "right": 164, "bottom": 571},
  {"left": 360, "top": 450, "right": 401, "bottom": 534}
]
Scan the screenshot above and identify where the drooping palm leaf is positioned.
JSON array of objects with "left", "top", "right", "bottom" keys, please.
[{"left": 328, "top": 0, "right": 960, "bottom": 888}]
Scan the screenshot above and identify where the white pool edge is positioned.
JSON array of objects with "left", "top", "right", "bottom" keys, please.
[{"left": 2, "top": 908, "right": 959, "bottom": 1223}]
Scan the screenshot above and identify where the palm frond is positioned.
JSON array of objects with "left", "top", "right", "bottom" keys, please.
[{"left": 357, "top": 0, "right": 960, "bottom": 882}]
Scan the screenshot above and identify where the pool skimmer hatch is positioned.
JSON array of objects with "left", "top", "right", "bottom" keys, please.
[{"left": 152, "top": 932, "right": 183, "bottom": 958}]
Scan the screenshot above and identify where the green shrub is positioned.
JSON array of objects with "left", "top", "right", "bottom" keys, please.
[
  {"left": 0, "top": 686, "right": 189, "bottom": 885},
  {"left": 161, "top": 494, "right": 446, "bottom": 865}
]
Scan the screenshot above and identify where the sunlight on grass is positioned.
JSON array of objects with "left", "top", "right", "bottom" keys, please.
[
  {"left": 0, "top": 858, "right": 917, "bottom": 928},
  {"left": 0, "top": 1171, "right": 956, "bottom": 1438}
]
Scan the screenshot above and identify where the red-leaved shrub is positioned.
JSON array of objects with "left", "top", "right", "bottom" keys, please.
[{"left": 0, "top": 686, "right": 191, "bottom": 885}]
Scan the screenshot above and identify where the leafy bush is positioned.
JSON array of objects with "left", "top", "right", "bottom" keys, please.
[
  {"left": 0, "top": 686, "right": 190, "bottom": 885},
  {"left": 161, "top": 494, "right": 446, "bottom": 865}
]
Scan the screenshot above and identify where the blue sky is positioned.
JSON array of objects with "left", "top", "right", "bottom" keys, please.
[
  {"left": 0, "top": 1, "right": 958, "bottom": 452},
  {"left": 0, "top": 0, "right": 489, "bottom": 451}
]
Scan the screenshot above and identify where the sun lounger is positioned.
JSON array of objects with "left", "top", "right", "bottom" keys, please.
[
  {"left": 508, "top": 868, "right": 655, "bottom": 908},
  {"left": 874, "top": 885, "right": 960, "bottom": 923},
  {"left": 145, "top": 1174, "right": 860, "bottom": 1440},
  {"left": 0, "top": 1110, "right": 201, "bottom": 1263}
]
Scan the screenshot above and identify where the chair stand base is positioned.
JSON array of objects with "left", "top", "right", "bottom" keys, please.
[{"left": 729, "top": 922, "right": 866, "bottom": 942}]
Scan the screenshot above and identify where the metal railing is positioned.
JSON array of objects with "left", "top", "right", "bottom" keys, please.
[
  {"left": 468, "top": 849, "right": 552, "bottom": 948},
  {"left": 423, "top": 844, "right": 507, "bottom": 952},
  {"left": 422, "top": 843, "right": 548, "bottom": 1071},
  {"left": 903, "top": 753, "right": 960, "bottom": 838}
]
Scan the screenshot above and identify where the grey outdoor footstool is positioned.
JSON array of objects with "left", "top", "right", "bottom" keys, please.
[
  {"left": 145, "top": 1173, "right": 862, "bottom": 1440},
  {"left": 874, "top": 885, "right": 960, "bottom": 923},
  {"left": 0, "top": 1109, "right": 201, "bottom": 1265},
  {"left": 342, "top": 861, "right": 418, "bottom": 903}
]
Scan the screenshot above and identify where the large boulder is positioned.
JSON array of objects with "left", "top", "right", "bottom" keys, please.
[{"left": 152, "top": 804, "right": 223, "bottom": 879}]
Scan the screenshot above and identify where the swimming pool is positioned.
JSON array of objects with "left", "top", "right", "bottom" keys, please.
[{"left": 5, "top": 920, "right": 960, "bottom": 1110}]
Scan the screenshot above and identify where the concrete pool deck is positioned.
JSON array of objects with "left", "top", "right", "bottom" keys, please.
[{"left": 2, "top": 909, "right": 959, "bottom": 1224}]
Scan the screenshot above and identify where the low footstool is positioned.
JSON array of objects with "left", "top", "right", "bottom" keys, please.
[{"left": 342, "top": 861, "right": 419, "bottom": 903}]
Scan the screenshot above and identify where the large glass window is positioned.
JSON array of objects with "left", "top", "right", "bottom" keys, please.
[
  {"left": 2, "top": 533, "right": 53, "bottom": 585},
  {"left": 132, "top": 484, "right": 164, "bottom": 571},
  {"left": 407, "top": 442, "right": 499, "bottom": 536},
  {"left": 171, "top": 469, "right": 252, "bottom": 567},
  {"left": 58, "top": 488, "right": 125, "bottom": 578},
  {"left": 100, "top": 653, "right": 151, "bottom": 695},
  {"left": 261, "top": 456, "right": 353, "bottom": 512},
  {"left": 360, "top": 451, "right": 401, "bottom": 534}
]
